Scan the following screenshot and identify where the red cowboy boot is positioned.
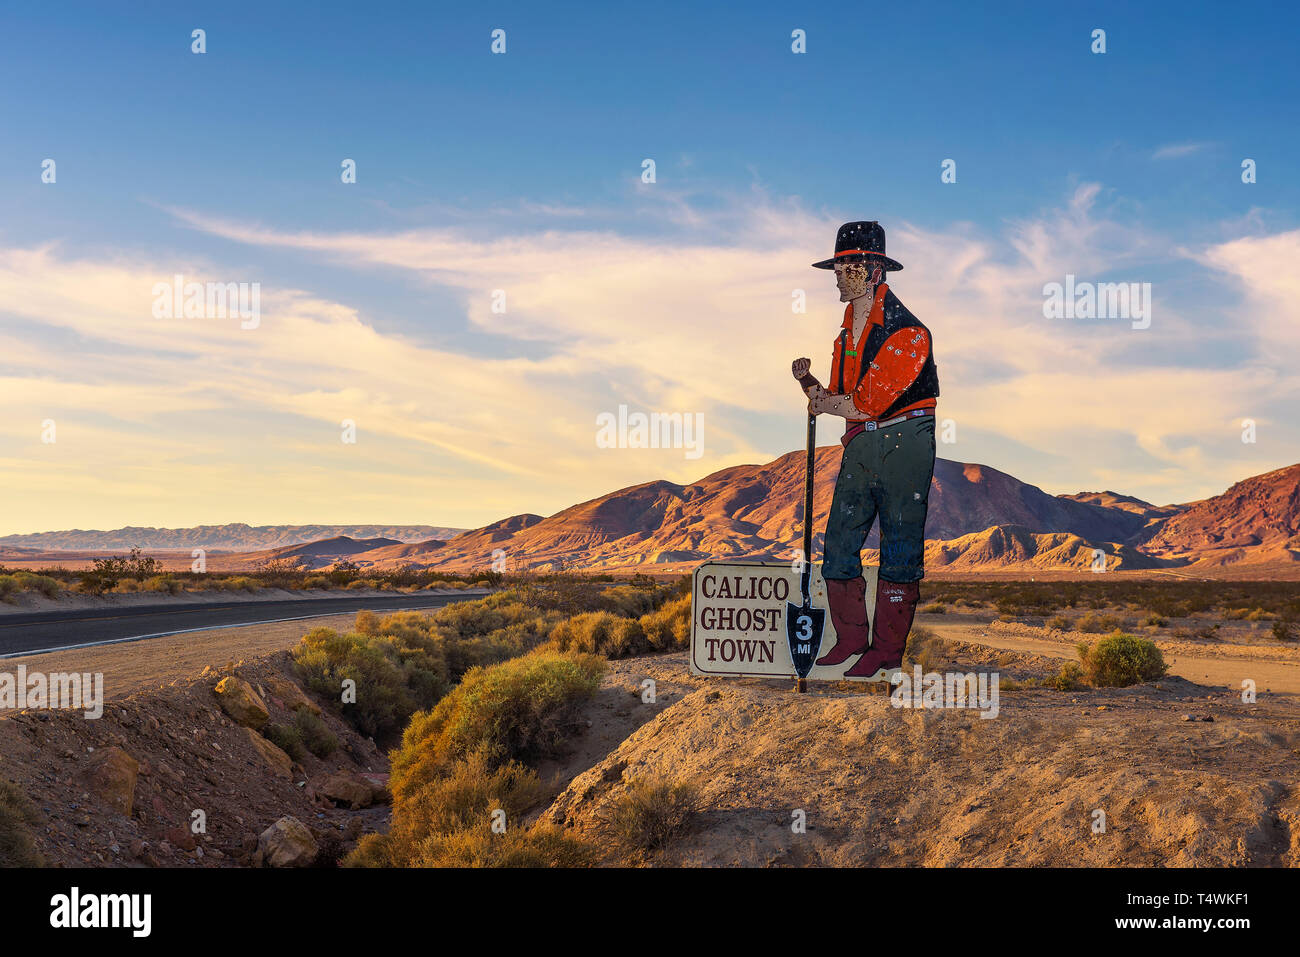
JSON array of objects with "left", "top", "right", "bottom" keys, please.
[
  {"left": 815, "top": 576, "right": 871, "bottom": 667},
  {"left": 844, "top": 579, "right": 920, "bottom": 680}
]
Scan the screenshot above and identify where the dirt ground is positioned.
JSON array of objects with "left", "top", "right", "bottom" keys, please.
[
  {"left": 543, "top": 649, "right": 1300, "bottom": 867},
  {"left": 5, "top": 601, "right": 1300, "bottom": 868}
]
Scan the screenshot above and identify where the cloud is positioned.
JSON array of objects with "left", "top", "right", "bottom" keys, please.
[
  {"left": 1152, "top": 142, "right": 1212, "bottom": 160},
  {"left": 0, "top": 187, "right": 1294, "bottom": 532}
]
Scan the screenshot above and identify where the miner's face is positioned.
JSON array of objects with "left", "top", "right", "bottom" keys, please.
[{"left": 834, "top": 261, "right": 881, "bottom": 303}]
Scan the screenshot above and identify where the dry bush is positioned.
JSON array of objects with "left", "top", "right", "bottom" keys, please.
[
  {"left": 0, "top": 779, "right": 44, "bottom": 867},
  {"left": 600, "top": 778, "right": 698, "bottom": 855},
  {"left": 390, "top": 650, "right": 605, "bottom": 799}
]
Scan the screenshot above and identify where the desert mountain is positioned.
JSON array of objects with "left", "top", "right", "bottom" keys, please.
[
  {"left": 1137, "top": 463, "right": 1300, "bottom": 567},
  {"left": 326, "top": 449, "right": 1269, "bottom": 574},
  {"left": 0, "top": 524, "right": 465, "bottom": 552}
]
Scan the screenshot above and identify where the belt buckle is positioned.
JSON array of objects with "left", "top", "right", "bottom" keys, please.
[{"left": 865, "top": 421, "right": 877, "bottom": 432}]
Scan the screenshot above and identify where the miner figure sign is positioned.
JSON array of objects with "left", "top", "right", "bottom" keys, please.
[{"left": 690, "top": 221, "right": 938, "bottom": 684}]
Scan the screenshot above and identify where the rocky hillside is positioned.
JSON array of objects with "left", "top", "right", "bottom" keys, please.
[
  {"left": 0, "top": 524, "right": 464, "bottom": 552},
  {"left": 1138, "top": 463, "right": 1300, "bottom": 567},
  {"left": 0, "top": 653, "right": 390, "bottom": 867}
]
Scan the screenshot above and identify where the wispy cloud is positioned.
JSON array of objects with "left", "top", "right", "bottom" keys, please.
[
  {"left": 0, "top": 188, "right": 1294, "bottom": 532},
  {"left": 1152, "top": 141, "right": 1213, "bottom": 160}
]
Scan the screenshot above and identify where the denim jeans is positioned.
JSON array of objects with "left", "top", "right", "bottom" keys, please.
[{"left": 822, "top": 415, "right": 936, "bottom": 583}]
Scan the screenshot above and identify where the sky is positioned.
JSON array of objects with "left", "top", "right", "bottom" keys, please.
[{"left": 1, "top": 0, "right": 1298, "bottom": 535}]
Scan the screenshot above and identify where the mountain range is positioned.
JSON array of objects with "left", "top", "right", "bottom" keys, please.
[{"left": 5, "top": 456, "right": 1297, "bottom": 577}]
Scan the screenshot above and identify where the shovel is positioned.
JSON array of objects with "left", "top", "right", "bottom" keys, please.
[{"left": 785, "top": 411, "right": 826, "bottom": 691}]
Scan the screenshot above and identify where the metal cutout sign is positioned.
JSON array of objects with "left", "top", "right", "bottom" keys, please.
[{"left": 689, "top": 561, "right": 878, "bottom": 680}]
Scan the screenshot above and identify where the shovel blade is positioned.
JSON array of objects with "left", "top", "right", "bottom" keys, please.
[{"left": 785, "top": 601, "right": 826, "bottom": 679}]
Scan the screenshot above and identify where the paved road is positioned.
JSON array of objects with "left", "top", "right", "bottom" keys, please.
[{"left": 0, "top": 592, "right": 484, "bottom": 658}]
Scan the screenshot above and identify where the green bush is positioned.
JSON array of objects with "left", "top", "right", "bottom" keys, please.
[
  {"left": 0, "top": 576, "right": 19, "bottom": 602},
  {"left": 292, "top": 626, "right": 450, "bottom": 741},
  {"left": 1076, "top": 612, "right": 1124, "bottom": 634},
  {"left": 0, "top": 779, "right": 44, "bottom": 867},
  {"left": 390, "top": 650, "right": 604, "bottom": 798},
  {"left": 639, "top": 594, "right": 691, "bottom": 651},
  {"left": 294, "top": 707, "right": 339, "bottom": 758},
  {"left": 142, "top": 574, "right": 182, "bottom": 595},
  {"left": 1273, "top": 619, "right": 1295, "bottom": 642},
  {"left": 262, "top": 722, "right": 308, "bottom": 763},
  {"left": 547, "top": 611, "right": 649, "bottom": 657},
  {"left": 1045, "top": 661, "right": 1087, "bottom": 691},
  {"left": 1077, "top": 632, "right": 1168, "bottom": 687}
]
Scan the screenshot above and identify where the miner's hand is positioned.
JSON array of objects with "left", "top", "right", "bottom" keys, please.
[{"left": 792, "top": 357, "right": 820, "bottom": 394}]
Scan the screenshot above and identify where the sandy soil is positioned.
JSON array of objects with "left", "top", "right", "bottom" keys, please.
[
  {"left": 926, "top": 618, "right": 1300, "bottom": 695},
  {"left": 0, "top": 613, "right": 369, "bottom": 703},
  {"left": 543, "top": 649, "right": 1300, "bottom": 867}
]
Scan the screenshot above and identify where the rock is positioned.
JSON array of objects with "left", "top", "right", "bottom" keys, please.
[
  {"left": 242, "top": 727, "right": 293, "bottom": 780},
  {"left": 214, "top": 676, "right": 269, "bottom": 729},
  {"left": 358, "top": 772, "right": 391, "bottom": 805},
  {"left": 253, "top": 817, "right": 319, "bottom": 868},
  {"left": 265, "top": 675, "right": 321, "bottom": 715},
  {"left": 80, "top": 747, "right": 139, "bottom": 817},
  {"left": 164, "top": 826, "right": 197, "bottom": 852},
  {"left": 316, "top": 772, "right": 374, "bottom": 809}
]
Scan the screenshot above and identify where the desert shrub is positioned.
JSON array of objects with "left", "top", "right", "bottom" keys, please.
[
  {"left": 547, "top": 611, "right": 649, "bottom": 658},
  {"left": 600, "top": 778, "right": 697, "bottom": 854},
  {"left": 1140, "top": 613, "right": 1168, "bottom": 628},
  {"left": 262, "top": 722, "right": 308, "bottom": 763},
  {"left": 0, "top": 576, "right": 19, "bottom": 602},
  {"left": 217, "top": 576, "right": 260, "bottom": 592},
  {"left": 1274, "top": 619, "right": 1296, "bottom": 642},
  {"left": 921, "top": 602, "right": 947, "bottom": 614},
  {"left": 904, "top": 626, "right": 948, "bottom": 672},
  {"left": 600, "top": 585, "right": 663, "bottom": 618},
  {"left": 1077, "top": 632, "right": 1167, "bottom": 687},
  {"left": 292, "top": 626, "right": 450, "bottom": 741},
  {"left": 1045, "top": 661, "right": 1087, "bottom": 691},
  {"left": 0, "top": 779, "right": 45, "bottom": 867},
  {"left": 112, "top": 578, "right": 140, "bottom": 593},
  {"left": 303, "top": 575, "right": 329, "bottom": 589},
  {"left": 1246, "top": 608, "right": 1270, "bottom": 622},
  {"left": 1047, "top": 615, "right": 1070, "bottom": 631},
  {"left": 639, "top": 594, "right": 691, "bottom": 651},
  {"left": 345, "top": 579, "right": 371, "bottom": 590},
  {"left": 328, "top": 560, "right": 360, "bottom": 586},
  {"left": 347, "top": 745, "right": 595, "bottom": 868},
  {"left": 1223, "top": 607, "right": 1251, "bottom": 620},
  {"left": 294, "top": 707, "right": 339, "bottom": 758},
  {"left": 390, "top": 651, "right": 604, "bottom": 798},
  {"left": 351, "top": 822, "right": 595, "bottom": 868},
  {"left": 13, "top": 572, "right": 60, "bottom": 598},
  {"left": 142, "top": 574, "right": 182, "bottom": 595},
  {"left": 1076, "top": 612, "right": 1123, "bottom": 634}
]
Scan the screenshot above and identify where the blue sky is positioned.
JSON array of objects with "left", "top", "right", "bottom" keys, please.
[{"left": 1, "top": 0, "right": 1297, "bottom": 534}]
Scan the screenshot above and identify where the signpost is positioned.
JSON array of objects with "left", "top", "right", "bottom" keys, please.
[
  {"left": 689, "top": 560, "right": 879, "bottom": 682},
  {"left": 689, "top": 413, "right": 882, "bottom": 685}
]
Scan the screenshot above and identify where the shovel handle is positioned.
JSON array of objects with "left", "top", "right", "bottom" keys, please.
[{"left": 802, "top": 412, "right": 816, "bottom": 564}]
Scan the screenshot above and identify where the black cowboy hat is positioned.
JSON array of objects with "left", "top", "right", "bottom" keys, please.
[{"left": 811, "top": 220, "right": 903, "bottom": 271}]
